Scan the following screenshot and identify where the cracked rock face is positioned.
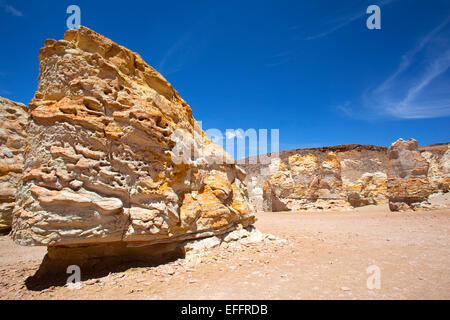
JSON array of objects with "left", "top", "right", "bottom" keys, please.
[
  {"left": 0, "top": 97, "right": 28, "bottom": 232},
  {"left": 387, "top": 138, "right": 433, "bottom": 211},
  {"left": 11, "top": 26, "right": 254, "bottom": 247}
]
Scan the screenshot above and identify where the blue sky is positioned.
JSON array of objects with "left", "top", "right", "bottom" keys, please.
[{"left": 0, "top": 0, "right": 449, "bottom": 158}]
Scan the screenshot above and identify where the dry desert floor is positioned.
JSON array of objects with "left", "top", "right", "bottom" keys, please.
[{"left": 1, "top": 193, "right": 449, "bottom": 300}]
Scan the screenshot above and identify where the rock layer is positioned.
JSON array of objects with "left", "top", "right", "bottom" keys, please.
[
  {"left": 11, "top": 26, "right": 255, "bottom": 248},
  {"left": 0, "top": 97, "right": 28, "bottom": 232}
]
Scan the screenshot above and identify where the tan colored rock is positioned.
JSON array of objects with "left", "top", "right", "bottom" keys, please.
[
  {"left": 338, "top": 147, "right": 388, "bottom": 206},
  {"left": 263, "top": 152, "right": 352, "bottom": 211},
  {"left": 345, "top": 172, "right": 387, "bottom": 207},
  {"left": 263, "top": 158, "right": 295, "bottom": 211},
  {"left": 12, "top": 26, "right": 255, "bottom": 248},
  {"left": 317, "top": 152, "right": 346, "bottom": 200},
  {"left": 0, "top": 97, "right": 28, "bottom": 232},
  {"left": 387, "top": 138, "right": 433, "bottom": 211},
  {"left": 289, "top": 154, "right": 320, "bottom": 200}
]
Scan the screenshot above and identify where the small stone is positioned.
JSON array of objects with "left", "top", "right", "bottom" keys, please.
[
  {"left": 266, "top": 234, "right": 277, "bottom": 241},
  {"left": 84, "top": 279, "right": 100, "bottom": 285}
]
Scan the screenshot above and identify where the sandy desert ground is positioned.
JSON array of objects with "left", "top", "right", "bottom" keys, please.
[{"left": 0, "top": 193, "right": 449, "bottom": 300}]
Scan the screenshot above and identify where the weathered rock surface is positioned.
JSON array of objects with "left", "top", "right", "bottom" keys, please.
[
  {"left": 242, "top": 142, "right": 449, "bottom": 212},
  {"left": 387, "top": 138, "right": 433, "bottom": 211},
  {"left": 0, "top": 97, "right": 28, "bottom": 232},
  {"left": 11, "top": 26, "right": 255, "bottom": 249}
]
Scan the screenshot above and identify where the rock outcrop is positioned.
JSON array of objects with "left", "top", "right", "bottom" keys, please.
[
  {"left": 387, "top": 138, "right": 433, "bottom": 211},
  {"left": 262, "top": 152, "right": 352, "bottom": 211},
  {"left": 0, "top": 97, "right": 28, "bottom": 232},
  {"left": 242, "top": 142, "right": 449, "bottom": 212},
  {"left": 11, "top": 26, "right": 255, "bottom": 254}
]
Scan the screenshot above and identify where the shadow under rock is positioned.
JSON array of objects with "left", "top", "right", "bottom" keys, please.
[
  {"left": 25, "top": 241, "right": 186, "bottom": 291},
  {"left": 0, "top": 229, "right": 11, "bottom": 236}
]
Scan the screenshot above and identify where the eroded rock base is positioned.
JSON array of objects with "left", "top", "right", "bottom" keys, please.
[{"left": 27, "top": 226, "right": 276, "bottom": 286}]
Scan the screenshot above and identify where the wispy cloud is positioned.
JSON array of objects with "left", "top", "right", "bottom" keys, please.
[
  {"left": 0, "top": 1, "right": 23, "bottom": 17},
  {"left": 383, "top": 49, "right": 450, "bottom": 119},
  {"left": 158, "top": 31, "right": 194, "bottom": 75},
  {"left": 337, "top": 16, "right": 450, "bottom": 120},
  {"left": 269, "top": 2, "right": 397, "bottom": 67},
  {"left": 265, "top": 50, "right": 295, "bottom": 67},
  {"left": 305, "top": 0, "right": 395, "bottom": 40}
]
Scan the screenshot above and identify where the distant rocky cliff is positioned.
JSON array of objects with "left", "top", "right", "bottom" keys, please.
[{"left": 242, "top": 140, "right": 449, "bottom": 212}]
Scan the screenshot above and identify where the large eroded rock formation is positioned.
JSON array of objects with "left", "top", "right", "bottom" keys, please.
[
  {"left": 11, "top": 26, "right": 255, "bottom": 251},
  {"left": 0, "top": 97, "right": 28, "bottom": 232}
]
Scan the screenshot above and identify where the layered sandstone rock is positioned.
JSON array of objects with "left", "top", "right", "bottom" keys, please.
[
  {"left": 0, "top": 97, "right": 28, "bottom": 232},
  {"left": 11, "top": 26, "right": 255, "bottom": 250},
  {"left": 387, "top": 139, "right": 433, "bottom": 211}
]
